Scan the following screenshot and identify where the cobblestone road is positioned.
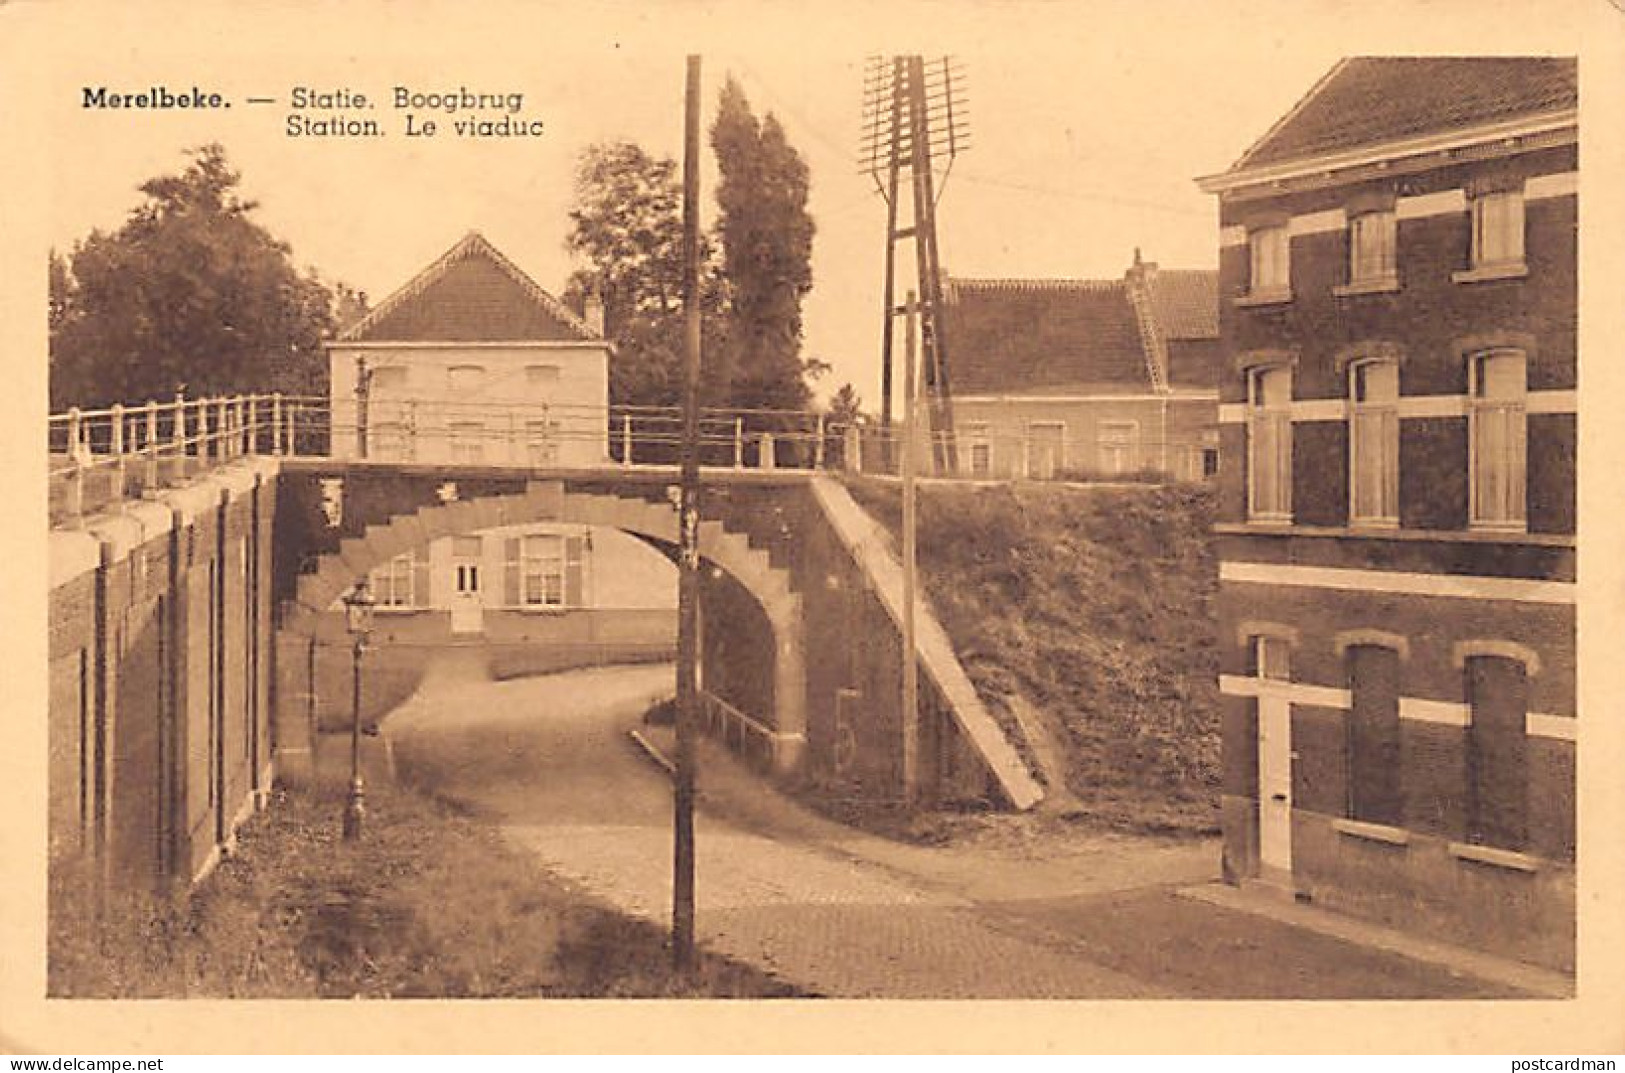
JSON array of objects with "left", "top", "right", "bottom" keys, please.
[
  {"left": 385, "top": 660, "right": 1167, "bottom": 997},
  {"left": 383, "top": 658, "right": 1529, "bottom": 1000}
]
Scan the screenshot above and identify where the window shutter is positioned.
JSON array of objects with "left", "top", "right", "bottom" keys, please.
[
  {"left": 565, "top": 536, "right": 585, "bottom": 606},
  {"left": 504, "top": 537, "right": 521, "bottom": 606},
  {"left": 411, "top": 545, "right": 430, "bottom": 608}
]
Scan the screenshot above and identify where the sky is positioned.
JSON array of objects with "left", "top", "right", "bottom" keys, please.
[{"left": 37, "top": 0, "right": 1605, "bottom": 411}]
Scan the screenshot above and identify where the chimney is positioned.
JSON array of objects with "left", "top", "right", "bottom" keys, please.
[
  {"left": 1126, "top": 247, "right": 1158, "bottom": 286},
  {"left": 582, "top": 291, "right": 606, "bottom": 337}
]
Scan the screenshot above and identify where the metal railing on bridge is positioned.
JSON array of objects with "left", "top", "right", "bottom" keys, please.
[{"left": 48, "top": 392, "right": 1217, "bottom": 526}]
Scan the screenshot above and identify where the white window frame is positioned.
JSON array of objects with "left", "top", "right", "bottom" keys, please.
[
  {"left": 1097, "top": 420, "right": 1138, "bottom": 476},
  {"left": 1347, "top": 358, "right": 1399, "bottom": 528},
  {"left": 1468, "top": 349, "right": 1528, "bottom": 532},
  {"left": 1247, "top": 225, "right": 1291, "bottom": 300},
  {"left": 447, "top": 363, "right": 487, "bottom": 393},
  {"left": 371, "top": 420, "right": 409, "bottom": 462},
  {"left": 526, "top": 418, "right": 560, "bottom": 466},
  {"left": 959, "top": 422, "right": 992, "bottom": 477},
  {"left": 1471, "top": 190, "right": 1526, "bottom": 271},
  {"left": 369, "top": 365, "right": 409, "bottom": 393},
  {"left": 449, "top": 421, "right": 486, "bottom": 463},
  {"left": 1246, "top": 364, "right": 1293, "bottom": 522},
  {"left": 521, "top": 533, "right": 567, "bottom": 608},
  {"left": 370, "top": 552, "right": 415, "bottom": 610},
  {"left": 1348, "top": 210, "right": 1398, "bottom": 286}
]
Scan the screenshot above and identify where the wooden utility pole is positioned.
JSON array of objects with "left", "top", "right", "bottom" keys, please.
[
  {"left": 672, "top": 53, "right": 703, "bottom": 975},
  {"left": 900, "top": 292, "right": 920, "bottom": 801}
]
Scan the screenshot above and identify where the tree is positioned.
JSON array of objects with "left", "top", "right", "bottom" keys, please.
[
  {"left": 49, "top": 144, "right": 339, "bottom": 410},
  {"left": 563, "top": 141, "right": 731, "bottom": 409},
  {"left": 710, "top": 77, "right": 818, "bottom": 414}
]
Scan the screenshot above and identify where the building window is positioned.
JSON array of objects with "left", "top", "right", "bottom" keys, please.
[
  {"left": 452, "top": 535, "right": 482, "bottom": 595},
  {"left": 370, "top": 552, "right": 415, "bottom": 608},
  {"left": 525, "top": 364, "right": 561, "bottom": 386},
  {"left": 521, "top": 534, "right": 566, "bottom": 607},
  {"left": 447, "top": 364, "right": 486, "bottom": 393},
  {"left": 1348, "top": 359, "right": 1399, "bottom": 526},
  {"left": 1248, "top": 225, "right": 1290, "bottom": 298},
  {"left": 1098, "top": 422, "right": 1137, "bottom": 476},
  {"left": 370, "top": 365, "right": 408, "bottom": 393},
  {"left": 1465, "top": 655, "right": 1529, "bottom": 850},
  {"left": 449, "top": 421, "right": 486, "bottom": 463},
  {"left": 1251, "top": 634, "right": 1291, "bottom": 682},
  {"left": 1471, "top": 190, "right": 1525, "bottom": 270},
  {"left": 1346, "top": 645, "right": 1403, "bottom": 827},
  {"left": 1348, "top": 210, "right": 1397, "bottom": 285},
  {"left": 1246, "top": 364, "right": 1292, "bottom": 521},
  {"left": 1469, "top": 349, "right": 1527, "bottom": 530},
  {"left": 371, "top": 421, "right": 408, "bottom": 462},
  {"left": 526, "top": 419, "right": 560, "bottom": 465},
  {"left": 960, "top": 423, "right": 991, "bottom": 477}
]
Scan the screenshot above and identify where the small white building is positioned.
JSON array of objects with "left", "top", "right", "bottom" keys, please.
[
  {"left": 329, "top": 230, "right": 611, "bottom": 467},
  {"left": 326, "top": 232, "right": 676, "bottom": 644}
]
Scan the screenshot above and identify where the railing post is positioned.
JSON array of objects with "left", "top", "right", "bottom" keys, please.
[
  {"left": 733, "top": 418, "right": 743, "bottom": 469},
  {"left": 814, "top": 414, "right": 826, "bottom": 470},
  {"left": 246, "top": 396, "right": 259, "bottom": 456},
  {"left": 621, "top": 414, "right": 632, "bottom": 468},
  {"left": 171, "top": 392, "right": 186, "bottom": 473},
  {"left": 758, "top": 431, "right": 776, "bottom": 470},
  {"left": 216, "top": 397, "right": 228, "bottom": 461},
  {"left": 271, "top": 394, "right": 284, "bottom": 457},
  {"left": 110, "top": 403, "right": 126, "bottom": 500},
  {"left": 284, "top": 397, "right": 297, "bottom": 458},
  {"left": 66, "top": 406, "right": 84, "bottom": 525},
  {"left": 145, "top": 400, "right": 160, "bottom": 490},
  {"left": 845, "top": 424, "right": 862, "bottom": 474}
]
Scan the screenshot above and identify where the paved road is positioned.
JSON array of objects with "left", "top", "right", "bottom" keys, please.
[
  {"left": 382, "top": 656, "right": 1530, "bottom": 999},
  {"left": 384, "top": 657, "right": 1174, "bottom": 997}
]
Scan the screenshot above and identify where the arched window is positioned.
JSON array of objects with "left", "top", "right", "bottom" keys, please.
[
  {"left": 1247, "top": 363, "right": 1293, "bottom": 521},
  {"left": 1345, "top": 643, "right": 1402, "bottom": 826},
  {"left": 1465, "top": 654, "right": 1529, "bottom": 850},
  {"left": 1348, "top": 358, "right": 1399, "bottom": 526},
  {"left": 1469, "top": 349, "right": 1527, "bottom": 529}
]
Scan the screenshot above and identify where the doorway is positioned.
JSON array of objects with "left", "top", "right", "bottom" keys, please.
[
  {"left": 1254, "top": 634, "right": 1293, "bottom": 887},
  {"left": 450, "top": 535, "right": 484, "bottom": 634}
]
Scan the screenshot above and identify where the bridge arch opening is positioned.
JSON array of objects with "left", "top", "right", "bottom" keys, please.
[{"left": 275, "top": 484, "right": 806, "bottom": 776}]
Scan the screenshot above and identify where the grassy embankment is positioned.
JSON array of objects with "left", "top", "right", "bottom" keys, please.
[
  {"left": 49, "top": 781, "right": 800, "bottom": 998},
  {"left": 845, "top": 478, "right": 1219, "bottom": 835}
]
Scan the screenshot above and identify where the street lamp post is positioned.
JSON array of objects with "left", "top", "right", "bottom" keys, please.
[{"left": 341, "top": 578, "right": 376, "bottom": 841}]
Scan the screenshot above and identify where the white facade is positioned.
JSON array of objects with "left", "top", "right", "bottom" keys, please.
[{"left": 328, "top": 342, "right": 610, "bottom": 466}]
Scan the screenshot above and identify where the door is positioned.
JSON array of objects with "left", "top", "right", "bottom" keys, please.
[
  {"left": 450, "top": 535, "right": 484, "bottom": 634},
  {"left": 1098, "top": 421, "right": 1137, "bottom": 476},
  {"left": 1254, "top": 635, "right": 1293, "bottom": 885},
  {"left": 1026, "top": 423, "right": 1064, "bottom": 480}
]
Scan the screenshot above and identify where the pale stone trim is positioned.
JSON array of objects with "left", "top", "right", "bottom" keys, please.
[
  {"left": 1332, "top": 818, "right": 1411, "bottom": 845},
  {"left": 1219, "top": 674, "right": 1350, "bottom": 709},
  {"left": 49, "top": 530, "right": 102, "bottom": 588},
  {"left": 1333, "top": 629, "right": 1411, "bottom": 661},
  {"left": 1448, "top": 842, "right": 1541, "bottom": 873},
  {"left": 1399, "top": 697, "right": 1471, "bottom": 727},
  {"left": 1217, "top": 389, "right": 1573, "bottom": 424},
  {"left": 1197, "top": 109, "right": 1576, "bottom": 194},
  {"left": 1527, "top": 712, "right": 1576, "bottom": 741},
  {"left": 1217, "top": 173, "right": 1575, "bottom": 246},
  {"left": 1219, "top": 560, "right": 1575, "bottom": 604},
  {"left": 1452, "top": 638, "right": 1543, "bottom": 675},
  {"left": 952, "top": 391, "right": 1214, "bottom": 404}
]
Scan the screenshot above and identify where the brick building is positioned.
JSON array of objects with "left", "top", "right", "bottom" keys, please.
[
  {"left": 1197, "top": 58, "right": 1577, "bottom": 970},
  {"left": 941, "top": 253, "right": 1220, "bottom": 480}
]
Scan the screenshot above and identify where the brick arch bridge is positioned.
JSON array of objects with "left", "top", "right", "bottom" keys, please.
[{"left": 276, "top": 469, "right": 807, "bottom": 770}]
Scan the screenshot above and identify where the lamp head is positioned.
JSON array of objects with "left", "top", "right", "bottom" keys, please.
[{"left": 343, "top": 578, "right": 376, "bottom": 638}]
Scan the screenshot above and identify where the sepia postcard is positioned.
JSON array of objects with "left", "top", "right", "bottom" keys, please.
[{"left": 3, "top": 0, "right": 1624, "bottom": 1057}]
